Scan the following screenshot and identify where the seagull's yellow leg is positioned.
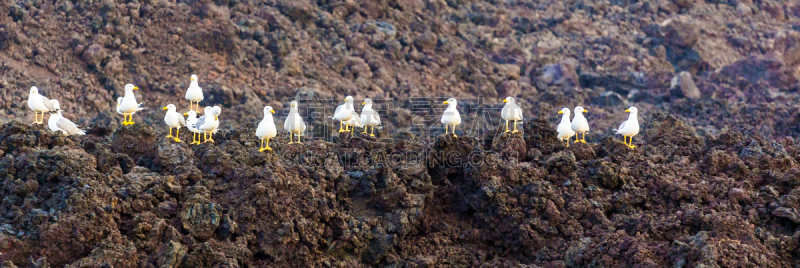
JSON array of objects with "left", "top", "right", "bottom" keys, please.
[
  {"left": 513, "top": 121, "right": 519, "bottom": 133},
  {"left": 350, "top": 124, "right": 354, "bottom": 133},
  {"left": 265, "top": 138, "right": 272, "bottom": 151},
  {"left": 339, "top": 121, "right": 344, "bottom": 133},
  {"left": 259, "top": 138, "right": 265, "bottom": 152},
  {"left": 504, "top": 120, "right": 509, "bottom": 133},
  {"left": 370, "top": 126, "right": 375, "bottom": 137},
  {"left": 362, "top": 124, "right": 368, "bottom": 134},
  {"left": 297, "top": 134, "right": 302, "bottom": 144},
  {"left": 128, "top": 113, "right": 136, "bottom": 125},
  {"left": 444, "top": 125, "right": 448, "bottom": 136},
  {"left": 166, "top": 127, "right": 173, "bottom": 138},
  {"left": 566, "top": 137, "right": 570, "bottom": 147},
  {"left": 453, "top": 125, "right": 458, "bottom": 138},
  {"left": 207, "top": 132, "right": 215, "bottom": 143},
  {"left": 581, "top": 132, "right": 587, "bottom": 143},
  {"left": 288, "top": 133, "right": 294, "bottom": 144},
  {"left": 629, "top": 136, "right": 636, "bottom": 149},
  {"left": 174, "top": 128, "right": 181, "bottom": 142}
]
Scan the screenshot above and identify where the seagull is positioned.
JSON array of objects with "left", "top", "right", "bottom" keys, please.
[
  {"left": 27, "top": 86, "right": 56, "bottom": 124},
  {"left": 184, "top": 110, "right": 202, "bottom": 145},
  {"left": 118, "top": 84, "right": 141, "bottom": 125},
  {"left": 501, "top": 96, "right": 523, "bottom": 134},
  {"left": 347, "top": 111, "right": 362, "bottom": 133},
  {"left": 162, "top": 104, "right": 186, "bottom": 142},
  {"left": 441, "top": 97, "right": 461, "bottom": 137},
  {"left": 360, "top": 98, "right": 381, "bottom": 137},
  {"left": 208, "top": 106, "right": 222, "bottom": 141},
  {"left": 116, "top": 97, "right": 144, "bottom": 118},
  {"left": 185, "top": 74, "right": 204, "bottom": 112},
  {"left": 614, "top": 107, "right": 640, "bottom": 149},
  {"left": 195, "top": 106, "right": 220, "bottom": 143},
  {"left": 47, "top": 100, "right": 85, "bottom": 136},
  {"left": 330, "top": 96, "right": 355, "bottom": 133},
  {"left": 256, "top": 106, "right": 277, "bottom": 151},
  {"left": 571, "top": 106, "right": 589, "bottom": 143},
  {"left": 284, "top": 101, "right": 306, "bottom": 144},
  {"left": 557, "top": 107, "right": 576, "bottom": 147}
]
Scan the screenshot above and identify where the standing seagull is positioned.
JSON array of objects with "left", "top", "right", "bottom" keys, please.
[
  {"left": 441, "top": 97, "right": 462, "bottom": 137},
  {"left": 256, "top": 106, "right": 277, "bottom": 151},
  {"left": 284, "top": 101, "right": 306, "bottom": 144},
  {"left": 162, "top": 104, "right": 186, "bottom": 142},
  {"left": 195, "top": 106, "right": 220, "bottom": 143},
  {"left": 117, "top": 97, "right": 144, "bottom": 119},
  {"left": 184, "top": 110, "right": 202, "bottom": 145},
  {"left": 27, "top": 86, "right": 56, "bottom": 124},
  {"left": 501, "top": 96, "right": 523, "bottom": 133},
  {"left": 48, "top": 100, "right": 85, "bottom": 136},
  {"left": 360, "top": 98, "right": 381, "bottom": 137},
  {"left": 571, "top": 106, "right": 589, "bottom": 143},
  {"left": 185, "top": 74, "right": 203, "bottom": 112},
  {"left": 614, "top": 107, "right": 640, "bottom": 149},
  {"left": 330, "top": 96, "right": 355, "bottom": 133},
  {"left": 557, "top": 108, "right": 576, "bottom": 147},
  {"left": 119, "top": 84, "right": 141, "bottom": 125}
]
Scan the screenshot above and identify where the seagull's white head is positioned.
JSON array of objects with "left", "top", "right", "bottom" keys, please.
[
  {"left": 625, "top": 107, "right": 638, "bottom": 115},
  {"left": 362, "top": 98, "right": 373, "bottom": 106},
  {"left": 503, "top": 96, "right": 515, "bottom": 104},
  {"left": 184, "top": 110, "right": 197, "bottom": 117},
  {"left": 558, "top": 107, "right": 570, "bottom": 116},
  {"left": 30, "top": 86, "right": 39, "bottom": 95},
  {"left": 290, "top": 101, "right": 298, "bottom": 108},
  {"left": 344, "top": 96, "right": 354, "bottom": 103},
  {"left": 574, "top": 106, "right": 586, "bottom": 114},
  {"left": 52, "top": 100, "right": 61, "bottom": 111},
  {"left": 162, "top": 104, "right": 177, "bottom": 111},
  {"left": 264, "top": 106, "right": 275, "bottom": 114},
  {"left": 124, "top": 84, "right": 138, "bottom": 91},
  {"left": 203, "top": 106, "right": 213, "bottom": 115},
  {"left": 443, "top": 97, "right": 457, "bottom": 106},
  {"left": 191, "top": 74, "right": 198, "bottom": 81}
]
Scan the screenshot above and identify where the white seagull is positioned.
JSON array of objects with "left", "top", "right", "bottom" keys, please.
[
  {"left": 256, "top": 106, "right": 277, "bottom": 151},
  {"left": 571, "top": 106, "right": 589, "bottom": 143},
  {"left": 284, "top": 101, "right": 306, "bottom": 144},
  {"left": 614, "top": 107, "right": 640, "bottom": 149},
  {"left": 116, "top": 97, "right": 144, "bottom": 118},
  {"left": 441, "top": 97, "right": 462, "bottom": 137},
  {"left": 185, "top": 74, "right": 204, "bottom": 112},
  {"left": 330, "top": 96, "right": 355, "bottom": 133},
  {"left": 119, "top": 84, "right": 141, "bottom": 125},
  {"left": 195, "top": 106, "right": 220, "bottom": 143},
  {"left": 501, "top": 96, "right": 523, "bottom": 133},
  {"left": 184, "top": 110, "right": 202, "bottom": 145},
  {"left": 48, "top": 100, "right": 85, "bottom": 136},
  {"left": 27, "top": 86, "right": 56, "bottom": 124},
  {"left": 557, "top": 107, "right": 576, "bottom": 147},
  {"left": 360, "top": 98, "right": 381, "bottom": 137},
  {"left": 162, "top": 104, "right": 186, "bottom": 142}
]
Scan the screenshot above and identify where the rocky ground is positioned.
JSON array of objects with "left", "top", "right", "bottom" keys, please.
[{"left": 1, "top": 0, "right": 800, "bottom": 266}]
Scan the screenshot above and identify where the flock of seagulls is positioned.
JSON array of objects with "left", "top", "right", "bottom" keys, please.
[{"left": 25, "top": 74, "right": 642, "bottom": 151}]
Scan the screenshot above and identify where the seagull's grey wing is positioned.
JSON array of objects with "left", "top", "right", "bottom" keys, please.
[
  {"left": 332, "top": 104, "right": 343, "bottom": 118},
  {"left": 57, "top": 117, "right": 84, "bottom": 135},
  {"left": 179, "top": 115, "right": 186, "bottom": 126},
  {"left": 615, "top": 120, "right": 627, "bottom": 133},
  {"left": 195, "top": 115, "right": 207, "bottom": 129},
  {"left": 372, "top": 111, "right": 381, "bottom": 123},
  {"left": 41, "top": 95, "right": 55, "bottom": 111}
]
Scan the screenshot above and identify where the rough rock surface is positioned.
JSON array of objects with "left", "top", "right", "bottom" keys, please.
[{"left": 1, "top": 0, "right": 800, "bottom": 266}]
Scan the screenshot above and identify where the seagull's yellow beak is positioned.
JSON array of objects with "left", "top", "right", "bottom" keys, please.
[
  {"left": 215, "top": 116, "right": 218, "bottom": 120},
  {"left": 558, "top": 110, "right": 563, "bottom": 114},
  {"left": 162, "top": 107, "right": 168, "bottom": 110},
  {"left": 191, "top": 77, "right": 195, "bottom": 81},
  {"left": 183, "top": 113, "right": 188, "bottom": 116},
  {"left": 625, "top": 109, "right": 630, "bottom": 112},
  {"left": 133, "top": 86, "right": 139, "bottom": 90},
  {"left": 362, "top": 102, "right": 366, "bottom": 105},
  {"left": 443, "top": 101, "right": 449, "bottom": 104},
  {"left": 503, "top": 99, "right": 508, "bottom": 103},
  {"left": 270, "top": 110, "right": 275, "bottom": 114},
  {"left": 583, "top": 110, "right": 587, "bottom": 113}
]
